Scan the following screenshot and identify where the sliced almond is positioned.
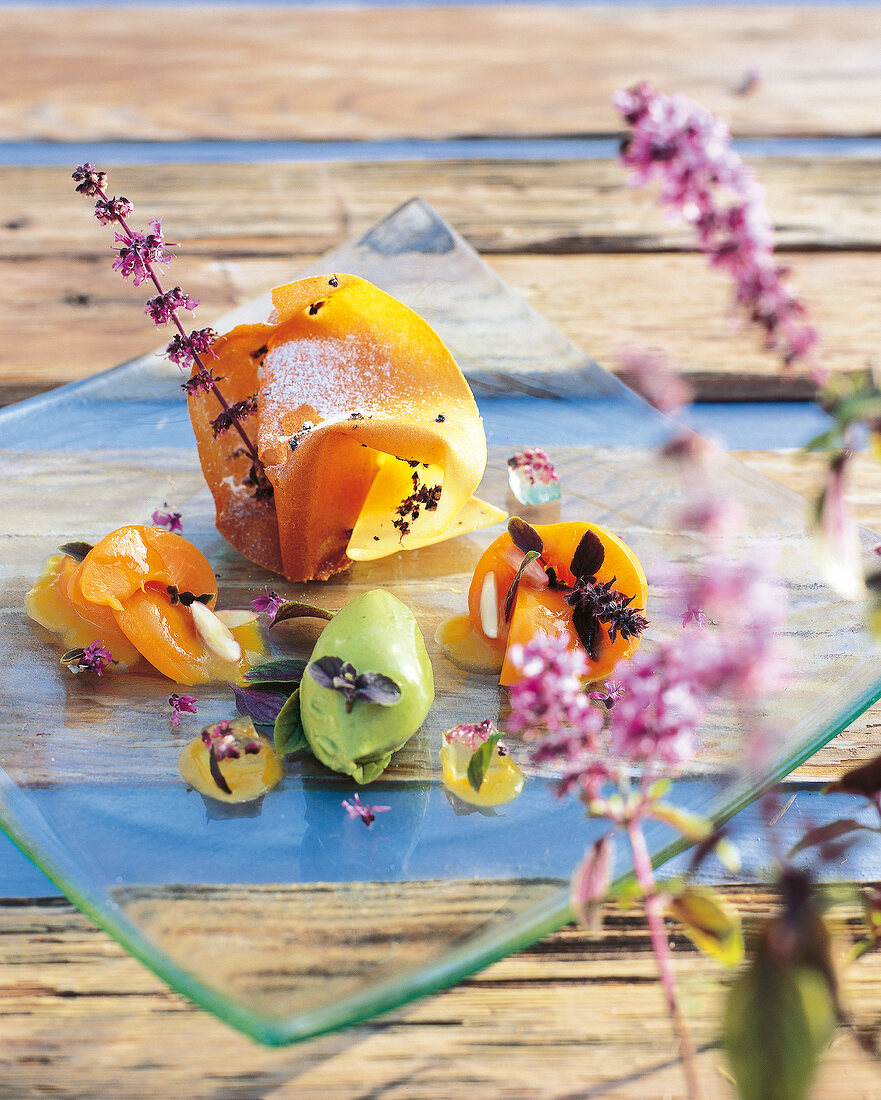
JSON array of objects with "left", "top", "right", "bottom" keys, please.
[
  {"left": 479, "top": 570, "right": 499, "bottom": 639},
  {"left": 190, "top": 600, "right": 243, "bottom": 663},
  {"left": 214, "top": 609, "right": 259, "bottom": 628}
]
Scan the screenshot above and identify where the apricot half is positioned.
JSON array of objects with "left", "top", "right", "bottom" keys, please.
[
  {"left": 26, "top": 526, "right": 263, "bottom": 685},
  {"left": 460, "top": 520, "right": 648, "bottom": 685}
]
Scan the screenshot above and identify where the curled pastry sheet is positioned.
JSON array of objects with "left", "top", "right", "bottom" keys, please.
[{"left": 189, "top": 274, "right": 504, "bottom": 581}]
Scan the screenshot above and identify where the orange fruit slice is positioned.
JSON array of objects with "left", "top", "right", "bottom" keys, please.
[{"left": 465, "top": 520, "right": 648, "bottom": 684}]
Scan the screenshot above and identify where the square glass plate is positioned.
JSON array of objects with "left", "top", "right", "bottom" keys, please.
[{"left": 2, "top": 199, "right": 880, "bottom": 1045}]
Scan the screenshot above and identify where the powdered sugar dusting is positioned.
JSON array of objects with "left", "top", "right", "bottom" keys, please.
[{"left": 262, "top": 335, "right": 405, "bottom": 425}]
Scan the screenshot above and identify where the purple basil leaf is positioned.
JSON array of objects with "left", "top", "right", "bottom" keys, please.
[
  {"left": 467, "top": 733, "right": 504, "bottom": 792},
  {"left": 354, "top": 671, "right": 401, "bottom": 707},
  {"left": 244, "top": 657, "right": 308, "bottom": 684},
  {"left": 230, "top": 684, "right": 290, "bottom": 726},
  {"left": 271, "top": 600, "right": 334, "bottom": 627},
  {"left": 306, "top": 655, "right": 346, "bottom": 689},
  {"left": 58, "top": 541, "right": 94, "bottom": 563},
  {"left": 572, "top": 602, "right": 601, "bottom": 661},
  {"left": 274, "top": 688, "right": 309, "bottom": 755},
  {"left": 787, "top": 819, "right": 876, "bottom": 860},
  {"left": 208, "top": 746, "right": 233, "bottom": 795},
  {"left": 507, "top": 517, "right": 544, "bottom": 556},
  {"left": 571, "top": 529, "right": 605, "bottom": 580},
  {"left": 826, "top": 753, "right": 881, "bottom": 798}
]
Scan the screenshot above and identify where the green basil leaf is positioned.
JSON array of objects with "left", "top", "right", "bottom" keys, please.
[
  {"left": 274, "top": 688, "right": 309, "bottom": 756},
  {"left": 467, "top": 733, "right": 504, "bottom": 792}
]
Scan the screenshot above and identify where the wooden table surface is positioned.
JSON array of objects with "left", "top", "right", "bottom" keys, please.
[{"left": 3, "top": 5, "right": 881, "bottom": 1096}]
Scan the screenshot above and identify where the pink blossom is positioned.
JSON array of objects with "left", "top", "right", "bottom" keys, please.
[
  {"left": 168, "top": 692, "right": 197, "bottom": 727},
  {"left": 62, "top": 639, "right": 116, "bottom": 676},
  {"left": 571, "top": 834, "right": 614, "bottom": 931},
  {"left": 166, "top": 327, "right": 217, "bottom": 369},
  {"left": 250, "top": 586, "right": 284, "bottom": 623},
  {"left": 618, "top": 346, "right": 693, "bottom": 413},
  {"left": 678, "top": 495, "right": 745, "bottom": 540},
  {"left": 94, "top": 196, "right": 133, "bottom": 225},
  {"left": 145, "top": 286, "right": 199, "bottom": 325},
  {"left": 681, "top": 607, "right": 709, "bottom": 628},
  {"left": 151, "top": 505, "right": 183, "bottom": 533},
  {"left": 80, "top": 639, "right": 115, "bottom": 676},
  {"left": 342, "top": 793, "right": 390, "bottom": 827},
  {"left": 587, "top": 679, "right": 626, "bottom": 709},
  {"left": 444, "top": 718, "right": 495, "bottom": 753},
  {"left": 112, "top": 218, "right": 176, "bottom": 286},
  {"left": 72, "top": 163, "right": 106, "bottom": 196},
  {"left": 506, "top": 634, "right": 595, "bottom": 738},
  {"left": 615, "top": 82, "right": 820, "bottom": 373},
  {"left": 607, "top": 642, "right": 707, "bottom": 767}
]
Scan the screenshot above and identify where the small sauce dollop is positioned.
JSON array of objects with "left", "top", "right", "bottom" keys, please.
[
  {"left": 178, "top": 717, "right": 283, "bottom": 803},
  {"left": 440, "top": 725, "right": 524, "bottom": 808}
]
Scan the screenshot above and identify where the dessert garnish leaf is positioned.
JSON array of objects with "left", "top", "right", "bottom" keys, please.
[
  {"left": 271, "top": 600, "right": 335, "bottom": 626},
  {"left": 208, "top": 746, "right": 233, "bottom": 795},
  {"left": 306, "top": 656, "right": 401, "bottom": 713},
  {"left": 572, "top": 601, "right": 602, "bottom": 662},
  {"left": 244, "top": 657, "right": 308, "bottom": 684},
  {"left": 508, "top": 517, "right": 543, "bottom": 556},
  {"left": 824, "top": 752, "right": 881, "bottom": 799},
  {"left": 504, "top": 550, "right": 541, "bottom": 623},
  {"left": 58, "top": 541, "right": 93, "bottom": 563},
  {"left": 467, "top": 732, "right": 504, "bottom": 792},
  {"left": 274, "top": 688, "right": 309, "bottom": 755},
  {"left": 231, "top": 684, "right": 290, "bottom": 726},
  {"left": 166, "top": 586, "right": 214, "bottom": 607},
  {"left": 571, "top": 529, "right": 605, "bottom": 580}
]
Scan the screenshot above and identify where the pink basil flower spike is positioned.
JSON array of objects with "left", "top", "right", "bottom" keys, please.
[
  {"left": 112, "top": 218, "right": 176, "bottom": 287},
  {"left": 615, "top": 82, "right": 821, "bottom": 379},
  {"left": 250, "top": 586, "right": 284, "bottom": 623},
  {"left": 571, "top": 834, "right": 614, "bottom": 932},
  {"left": 618, "top": 346, "right": 693, "bottom": 414},
  {"left": 151, "top": 505, "right": 183, "bottom": 533},
  {"left": 507, "top": 634, "right": 593, "bottom": 737},
  {"left": 342, "top": 794, "right": 391, "bottom": 827},
  {"left": 169, "top": 693, "right": 198, "bottom": 728}
]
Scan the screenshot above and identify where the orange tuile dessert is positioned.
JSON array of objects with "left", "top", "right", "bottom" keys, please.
[
  {"left": 438, "top": 519, "right": 648, "bottom": 685},
  {"left": 26, "top": 525, "right": 264, "bottom": 685},
  {"left": 187, "top": 273, "right": 505, "bottom": 582}
]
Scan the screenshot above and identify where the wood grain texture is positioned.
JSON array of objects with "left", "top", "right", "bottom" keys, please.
[
  {"left": 6, "top": 159, "right": 881, "bottom": 261},
  {"left": 3, "top": 249, "right": 877, "bottom": 404},
  {"left": 3, "top": 158, "right": 880, "bottom": 404},
  {"left": 0, "top": 890, "right": 880, "bottom": 1097},
  {"left": 3, "top": 6, "right": 881, "bottom": 142}
]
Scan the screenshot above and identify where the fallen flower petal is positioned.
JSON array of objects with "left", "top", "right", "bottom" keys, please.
[{"left": 342, "top": 793, "right": 391, "bottom": 826}]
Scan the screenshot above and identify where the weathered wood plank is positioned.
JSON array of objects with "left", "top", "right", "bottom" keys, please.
[
  {"left": 3, "top": 7, "right": 881, "bottom": 142},
  {"left": 2, "top": 249, "right": 875, "bottom": 403},
  {"left": 5, "top": 159, "right": 880, "bottom": 266},
  {"left": 0, "top": 890, "right": 878, "bottom": 1097}
]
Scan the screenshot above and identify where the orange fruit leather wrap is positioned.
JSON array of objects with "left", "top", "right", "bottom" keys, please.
[
  {"left": 187, "top": 323, "right": 284, "bottom": 575},
  {"left": 191, "top": 273, "right": 489, "bottom": 582}
]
